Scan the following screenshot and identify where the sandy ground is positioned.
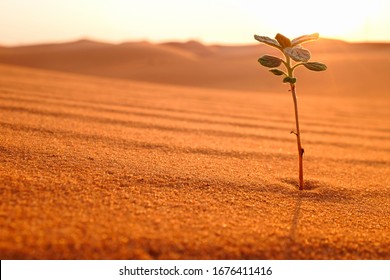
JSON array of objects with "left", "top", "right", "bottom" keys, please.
[{"left": 0, "top": 40, "right": 389, "bottom": 259}]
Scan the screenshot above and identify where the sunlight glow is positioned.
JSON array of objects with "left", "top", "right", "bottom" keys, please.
[
  {"left": 0, "top": 0, "right": 389, "bottom": 46},
  {"left": 232, "top": 0, "right": 385, "bottom": 42}
]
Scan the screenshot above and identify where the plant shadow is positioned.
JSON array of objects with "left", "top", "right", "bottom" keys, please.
[{"left": 279, "top": 176, "right": 355, "bottom": 259}]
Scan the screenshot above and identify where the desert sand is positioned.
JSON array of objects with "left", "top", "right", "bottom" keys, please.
[{"left": 0, "top": 40, "right": 389, "bottom": 259}]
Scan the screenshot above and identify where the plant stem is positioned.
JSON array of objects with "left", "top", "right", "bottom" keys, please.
[
  {"left": 283, "top": 53, "right": 304, "bottom": 189},
  {"left": 290, "top": 83, "right": 304, "bottom": 190}
]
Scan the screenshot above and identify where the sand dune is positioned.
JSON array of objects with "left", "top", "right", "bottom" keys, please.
[
  {"left": 0, "top": 39, "right": 389, "bottom": 259},
  {"left": 1, "top": 39, "right": 389, "bottom": 95}
]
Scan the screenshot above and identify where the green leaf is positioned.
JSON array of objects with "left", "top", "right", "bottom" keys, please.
[
  {"left": 258, "top": 55, "right": 283, "bottom": 68},
  {"left": 303, "top": 62, "right": 327, "bottom": 71},
  {"left": 275, "top": 33, "right": 292, "bottom": 49},
  {"left": 269, "top": 69, "right": 285, "bottom": 76},
  {"left": 284, "top": 47, "right": 311, "bottom": 62},
  {"left": 283, "top": 76, "right": 297, "bottom": 84},
  {"left": 254, "top": 35, "right": 281, "bottom": 49},
  {"left": 291, "top": 33, "right": 319, "bottom": 46}
]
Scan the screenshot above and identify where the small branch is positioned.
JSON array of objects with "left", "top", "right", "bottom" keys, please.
[
  {"left": 281, "top": 60, "right": 289, "bottom": 69},
  {"left": 291, "top": 62, "right": 304, "bottom": 71}
]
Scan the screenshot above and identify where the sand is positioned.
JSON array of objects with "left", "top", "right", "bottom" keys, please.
[{"left": 0, "top": 40, "right": 389, "bottom": 259}]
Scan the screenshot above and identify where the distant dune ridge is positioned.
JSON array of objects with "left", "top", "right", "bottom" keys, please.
[
  {"left": 0, "top": 39, "right": 389, "bottom": 95},
  {"left": 0, "top": 39, "right": 389, "bottom": 259}
]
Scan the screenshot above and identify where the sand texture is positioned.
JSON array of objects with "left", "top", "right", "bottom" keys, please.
[{"left": 0, "top": 40, "right": 389, "bottom": 259}]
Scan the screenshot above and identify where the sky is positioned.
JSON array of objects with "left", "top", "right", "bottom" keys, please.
[{"left": 1, "top": 0, "right": 389, "bottom": 46}]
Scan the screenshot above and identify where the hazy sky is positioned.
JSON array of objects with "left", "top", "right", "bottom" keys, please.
[{"left": 1, "top": 0, "right": 389, "bottom": 46}]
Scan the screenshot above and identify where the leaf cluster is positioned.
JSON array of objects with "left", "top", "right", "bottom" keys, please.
[{"left": 254, "top": 33, "right": 327, "bottom": 84}]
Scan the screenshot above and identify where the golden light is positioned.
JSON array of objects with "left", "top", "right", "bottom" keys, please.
[{"left": 234, "top": 0, "right": 384, "bottom": 42}]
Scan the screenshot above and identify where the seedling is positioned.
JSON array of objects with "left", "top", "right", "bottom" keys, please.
[{"left": 254, "top": 33, "right": 327, "bottom": 190}]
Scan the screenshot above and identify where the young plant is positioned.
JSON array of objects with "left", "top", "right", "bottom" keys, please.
[{"left": 254, "top": 33, "right": 327, "bottom": 190}]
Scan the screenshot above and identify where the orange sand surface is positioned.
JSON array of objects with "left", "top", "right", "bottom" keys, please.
[{"left": 0, "top": 40, "right": 389, "bottom": 259}]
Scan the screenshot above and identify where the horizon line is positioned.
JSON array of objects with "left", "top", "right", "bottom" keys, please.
[{"left": 2, "top": 36, "right": 390, "bottom": 48}]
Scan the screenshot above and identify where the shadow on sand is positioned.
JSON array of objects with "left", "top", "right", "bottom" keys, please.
[{"left": 280, "top": 177, "right": 352, "bottom": 259}]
